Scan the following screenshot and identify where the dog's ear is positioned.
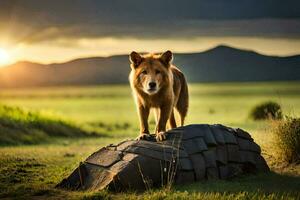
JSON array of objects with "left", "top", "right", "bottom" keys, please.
[
  {"left": 160, "top": 50, "right": 173, "bottom": 66},
  {"left": 129, "top": 51, "right": 143, "bottom": 68}
]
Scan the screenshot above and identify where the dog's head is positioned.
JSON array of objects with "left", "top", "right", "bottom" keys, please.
[{"left": 129, "top": 51, "right": 173, "bottom": 95}]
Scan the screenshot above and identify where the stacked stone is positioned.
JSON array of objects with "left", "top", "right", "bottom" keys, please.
[{"left": 57, "top": 124, "right": 269, "bottom": 191}]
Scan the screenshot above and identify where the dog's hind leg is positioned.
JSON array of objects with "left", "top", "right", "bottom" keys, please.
[
  {"left": 176, "top": 79, "right": 189, "bottom": 126},
  {"left": 168, "top": 110, "right": 177, "bottom": 129}
]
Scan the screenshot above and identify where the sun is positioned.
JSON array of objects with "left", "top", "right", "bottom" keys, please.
[{"left": 0, "top": 48, "right": 11, "bottom": 66}]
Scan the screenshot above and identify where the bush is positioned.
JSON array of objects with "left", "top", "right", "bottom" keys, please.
[
  {"left": 250, "top": 101, "right": 282, "bottom": 120},
  {"left": 273, "top": 117, "right": 300, "bottom": 163}
]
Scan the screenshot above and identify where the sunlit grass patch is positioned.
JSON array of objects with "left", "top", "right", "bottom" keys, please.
[{"left": 0, "top": 104, "right": 96, "bottom": 145}]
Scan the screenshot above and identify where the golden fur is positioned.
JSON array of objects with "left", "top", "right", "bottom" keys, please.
[{"left": 129, "top": 50, "right": 189, "bottom": 141}]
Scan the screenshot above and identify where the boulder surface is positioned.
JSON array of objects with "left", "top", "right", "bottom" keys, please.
[{"left": 57, "top": 124, "right": 269, "bottom": 191}]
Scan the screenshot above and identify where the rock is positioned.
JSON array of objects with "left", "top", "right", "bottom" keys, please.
[{"left": 56, "top": 124, "right": 269, "bottom": 191}]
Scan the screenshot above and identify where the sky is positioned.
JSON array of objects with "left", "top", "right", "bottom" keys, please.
[{"left": 0, "top": 0, "right": 300, "bottom": 66}]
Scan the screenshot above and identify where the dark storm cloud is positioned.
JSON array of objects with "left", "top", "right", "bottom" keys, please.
[{"left": 1, "top": 0, "right": 300, "bottom": 43}]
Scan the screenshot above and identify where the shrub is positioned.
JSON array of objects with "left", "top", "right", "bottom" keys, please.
[
  {"left": 250, "top": 101, "right": 282, "bottom": 120},
  {"left": 273, "top": 117, "right": 300, "bottom": 163}
]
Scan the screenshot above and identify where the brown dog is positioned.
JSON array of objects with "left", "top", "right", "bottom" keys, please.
[{"left": 129, "top": 50, "right": 189, "bottom": 141}]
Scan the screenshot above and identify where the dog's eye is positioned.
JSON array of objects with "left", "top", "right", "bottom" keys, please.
[
  {"left": 155, "top": 70, "right": 160, "bottom": 74},
  {"left": 141, "top": 70, "right": 147, "bottom": 75}
]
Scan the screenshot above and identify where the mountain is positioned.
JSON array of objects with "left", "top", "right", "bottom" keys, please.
[{"left": 0, "top": 45, "right": 300, "bottom": 88}]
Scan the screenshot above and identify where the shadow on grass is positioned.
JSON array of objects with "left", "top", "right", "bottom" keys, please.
[
  {"left": 175, "top": 171, "right": 300, "bottom": 194},
  {"left": 78, "top": 171, "right": 300, "bottom": 200}
]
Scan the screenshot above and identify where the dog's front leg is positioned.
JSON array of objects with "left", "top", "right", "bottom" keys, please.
[
  {"left": 155, "top": 103, "right": 172, "bottom": 141},
  {"left": 136, "top": 104, "right": 150, "bottom": 140}
]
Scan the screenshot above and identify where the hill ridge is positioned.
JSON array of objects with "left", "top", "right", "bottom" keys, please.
[{"left": 0, "top": 45, "right": 300, "bottom": 88}]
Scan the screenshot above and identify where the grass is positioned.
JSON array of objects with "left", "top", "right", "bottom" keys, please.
[
  {"left": 0, "top": 104, "right": 97, "bottom": 145},
  {"left": 272, "top": 117, "right": 300, "bottom": 163},
  {"left": 0, "top": 81, "right": 300, "bottom": 199},
  {"left": 1, "top": 82, "right": 300, "bottom": 131}
]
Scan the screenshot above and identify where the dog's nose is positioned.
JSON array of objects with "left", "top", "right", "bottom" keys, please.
[{"left": 149, "top": 82, "right": 156, "bottom": 89}]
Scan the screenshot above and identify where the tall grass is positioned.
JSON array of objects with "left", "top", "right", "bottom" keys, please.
[
  {"left": 0, "top": 104, "right": 92, "bottom": 145},
  {"left": 272, "top": 117, "right": 300, "bottom": 163}
]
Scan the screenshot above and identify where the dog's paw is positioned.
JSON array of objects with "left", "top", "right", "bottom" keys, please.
[
  {"left": 136, "top": 133, "right": 150, "bottom": 141},
  {"left": 156, "top": 132, "right": 167, "bottom": 141}
]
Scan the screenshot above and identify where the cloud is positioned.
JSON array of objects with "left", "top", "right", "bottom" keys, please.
[
  {"left": 12, "top": 37, "right": 300, "bottom": 65},
  {"left": 4, "top": 19, "right": 300, "bottom": 45},
  {"left": 0, "top": 0, "right": 300, "bottom": 45}
]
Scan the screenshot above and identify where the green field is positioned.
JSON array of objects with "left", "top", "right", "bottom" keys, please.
[{"left": 0, "top": 82, "right": 300, "bottom": 199}]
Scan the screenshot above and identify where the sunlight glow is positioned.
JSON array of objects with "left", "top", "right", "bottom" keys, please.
[{"left": 0, "top": 48, "right": 10, "bottom": 66}]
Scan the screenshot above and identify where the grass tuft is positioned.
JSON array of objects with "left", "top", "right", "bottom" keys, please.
[
  {"left": 82, "top": 190, "right": 112, "bottom": 200},
  {"left": 0, "top": 104, "right": 94, "bottom": 145},
  {"left": 272, "top": 117, "right": 300, "bottom": 163},
  {"left": 250, "top": 101, "right": 282, "bottom": 120}
]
